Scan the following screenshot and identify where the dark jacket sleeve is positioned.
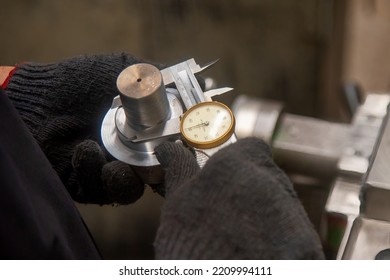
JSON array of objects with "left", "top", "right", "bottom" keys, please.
[{"left": 0, "top": 89, "right": 101, "bottom": 259}]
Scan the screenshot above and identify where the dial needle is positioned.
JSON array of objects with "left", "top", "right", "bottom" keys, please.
[{"left": 186, "top": 121, "right": 209, "bottom": 130}]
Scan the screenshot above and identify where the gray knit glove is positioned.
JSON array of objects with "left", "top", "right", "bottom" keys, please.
[
  {"left": 154, "top": 138, "right": 325, "bottom": 259},
  {"left": 5, "top": 54, "right": 158, "bottom": 204}
]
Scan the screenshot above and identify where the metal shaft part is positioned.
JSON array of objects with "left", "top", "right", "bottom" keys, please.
[
  {"left": 102, "top": 58, "right": 231, "bottom": 184},
  {"left": 116, "top": 63, "right": 170, "bottom": 131}
]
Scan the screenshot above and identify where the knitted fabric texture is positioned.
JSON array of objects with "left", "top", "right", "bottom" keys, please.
[
  {"left": 154, "top": 138, "right": 325, "bottom": 259},
  {"left": 155, "top": 141, "right": 200, "bottom": 196},
  {"left": 5, "top": 54, "right": 149, "bottom": 204},
  {"left": 68, "top": 140, "right": 144, "bottom": 204}
]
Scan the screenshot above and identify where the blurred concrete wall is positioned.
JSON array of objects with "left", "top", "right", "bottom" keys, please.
[
  {"left": 0, "top": 0, "right": 335, "bottom": 259},
  {"left": 343, "top": 0, "right": 390, "bottom": 92},
  {"left": 0, "top": 0, "right": 332, "bottom": 117}
]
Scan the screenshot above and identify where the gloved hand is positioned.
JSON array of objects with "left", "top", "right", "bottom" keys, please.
[
  {"left": 154, "top": 137, "right": 325, "bottom": 259},
  {"left": 5, "top": 53, "right": 160, "bottom": 204}
]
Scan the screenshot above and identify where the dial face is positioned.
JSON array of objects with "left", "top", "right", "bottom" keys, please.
[{"left": 180, "top": 101, "right": 235, "bottom": 149}]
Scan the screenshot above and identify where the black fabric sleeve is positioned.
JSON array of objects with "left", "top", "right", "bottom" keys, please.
[{"left": 0, "top": 89, "right": 101, "bottom": 259}]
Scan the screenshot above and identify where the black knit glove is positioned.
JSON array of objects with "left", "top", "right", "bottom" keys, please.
[
  {"left": 154, "top": 138, "right": 325, "bottom": 259},
  {"left": 5, "top": 53, "right": 158, "bottom": 204}
]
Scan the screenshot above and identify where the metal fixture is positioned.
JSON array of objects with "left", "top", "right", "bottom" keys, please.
[
  {"left": 232, "top": 93, "right": 390, "bottom": 259},
  {"left": 101, "top": 59, "right": 235, "bottom": 184}
]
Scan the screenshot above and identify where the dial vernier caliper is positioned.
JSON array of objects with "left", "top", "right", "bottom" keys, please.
[{"left": 101, "top": 59, "right": 236, "bottom": 184}]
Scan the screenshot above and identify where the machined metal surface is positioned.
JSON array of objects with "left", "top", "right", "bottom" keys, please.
[
  {"left": 102, "top": 89, "right": 183, "bottom": 167},
  {"left": 117, "top": 63, "right": 170, "bottom": 130},
  {"left": 338, "top": 94, "right": 390, "bottom": 179},
  {"left": 342, "top": 217, "right": 390, "bottom": 260},
  {"left": 101, "top": 58, "right": 235, "bottom": 184},
  {"left": 326, "top": 178, "right": 361, "bottom": 216},
  {"left": 272, "top": 113, "right": 349, "bottom": 179},
  {"left": 327, "top": 93, "right": 390, "bottom": 259},
  {"left": 324, "top": 178, "right": 361, "bottom": 259},
  {"left": 232, "top": 95, "right": 283, "bottom": 144},
  {"left": 101, "top": 89, "right": 183, "bottom": 184},
  {"left": 361, "top": 108, "right": 390, "bottom": 222}
]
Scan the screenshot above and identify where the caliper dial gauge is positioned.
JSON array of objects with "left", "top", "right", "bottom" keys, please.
[{"left": 180, "top": 101, "right": 235, "bottom": 149}]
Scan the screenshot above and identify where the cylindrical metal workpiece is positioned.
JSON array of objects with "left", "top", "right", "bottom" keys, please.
[{"left": 117, "top": 63, "right": 170, "bottom": 130}]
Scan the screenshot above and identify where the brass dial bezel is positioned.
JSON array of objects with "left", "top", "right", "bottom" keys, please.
[{"left": 180, "top": 101, "right": 235, "bottom": 149}]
